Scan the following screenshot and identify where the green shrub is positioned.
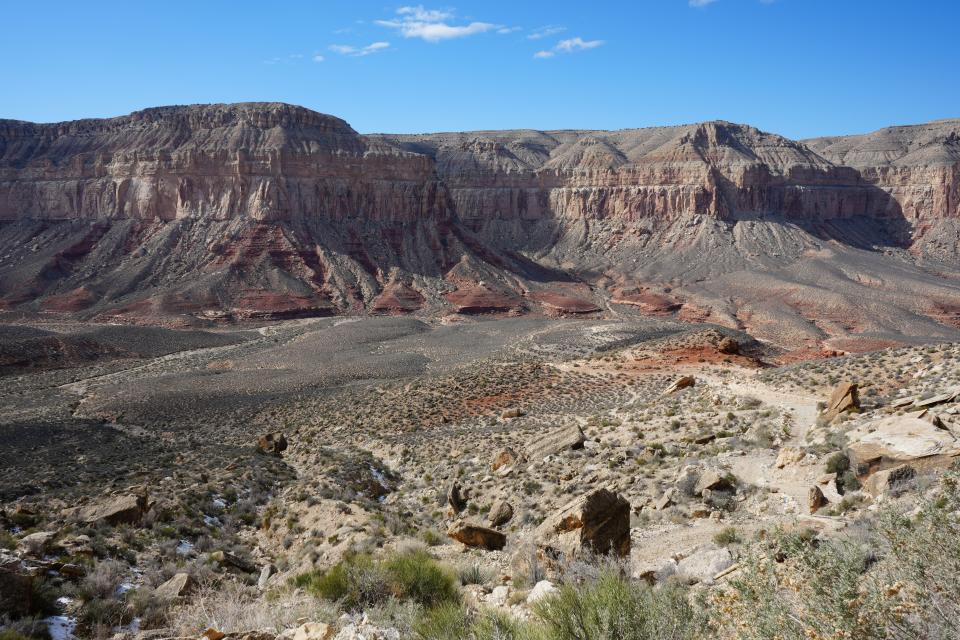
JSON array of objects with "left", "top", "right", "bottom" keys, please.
[
  {"left": 413, "top": 602, "right": 467, "bottom": 640},
  {"left": 711, "top": 468, "right": 960, "bottom": 639},
  {"left": 295, "top": 549, "right": 458, "bottom": 611},
  {"left": 457, "top": 564, "right": 488, "bottom": 586},
  {"left": 384, "top": 550, "right": 459, "bottom": 608},
  {"left": 533, "top": 570, "right": 701, "bottom": 639},
  {"left": 0, "top": 630, "right": 32, "bottom": 640},
  {"left": 713, "top": 527, "right": 741, "bottom": 547},
  {"left": 825, "top": 452, "right": 850, "bottom": 475},
  {"left": 0, "top": 531, "right": 16, "bottom": 550},
  {"left": 414, "top": 604, "right": 541, "bottom": 640}
]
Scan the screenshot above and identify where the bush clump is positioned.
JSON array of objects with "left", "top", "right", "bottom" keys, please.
[{"left": 295, "top": 549, "right": 458, "bottom": 611}]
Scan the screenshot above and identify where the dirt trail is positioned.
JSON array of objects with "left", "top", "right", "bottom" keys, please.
[{"left": 630, "top": 366, "right": 836, "bottom": 577}]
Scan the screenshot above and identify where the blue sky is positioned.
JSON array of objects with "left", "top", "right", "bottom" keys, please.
[{"left": 2, "top": 0, "right": 958, "bottom": 138}]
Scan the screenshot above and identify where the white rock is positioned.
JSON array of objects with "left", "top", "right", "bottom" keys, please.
[
  {"left": 676, "top": 547, "right": 734, "bottom": 584},
  {"left": 488, "top": 585, "right": 511, "bottom": 606},
  {"left": 526, "top": 580, "right": 558, "bottom": 604}
]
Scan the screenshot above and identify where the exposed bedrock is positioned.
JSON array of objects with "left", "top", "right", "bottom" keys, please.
[{"left": 1, "top": 103, "right": 959, "bottom": 348}]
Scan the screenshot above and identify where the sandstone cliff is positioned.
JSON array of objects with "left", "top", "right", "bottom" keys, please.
[{"left": 1, "top": 103, "right": 959, "bottom": 350}]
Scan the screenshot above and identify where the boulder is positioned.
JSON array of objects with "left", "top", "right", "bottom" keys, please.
[
  {"left": 258, "top": 564, "right": 275, "bottom": 590},
  {"left": 446, "top": 521, "right": 506, "bottom": 551},
  {"left": 487, "top": 500, "right": 514, "bottom": 528},
  {"left": 534, "top": 488, "right": 630, "bottom": 559},
  {"left": 717, "top": 337, "right": 739, "bottom": 354},
  {"left": 526, "top": 425, "right": 586, "bottom": 461},
  {"left": 775, "top": 446, "right": 807, "bottom": 468},
  {"left": 526, "top": 580, "right": 558, "bottom": 604},
  {"left": 291, "top": 622, "right": 334, "bottom": 640},
  {"left": 488, "top": 585, "right": 510, "bottom": 606},
  {"left": 18, "top": 531, "right": 57, "bottom": 557},
  {"left": 155, "top": 572, "right": 193, "bottom": 600},
  {"left": 815, "top": 473, "right": 843, "bottom": 504},
  {"left": 676, "top": 547, "right": 734, "bottom": 584},
  {"left": 664, "top": 375, "right": 696, "bottom": 395},
  {"left": 491, "top": 448, "right": 520, "bottom": 471},
  {"left": 0, "top": 554, "right": 38, "bottom": 617},
  {"left": 257, "top": 432, "right": 288, "bottom": 457},
  {"left": 808, "top": 485, "right": 828, "bottom": 513},
  {"left": 823, "top": 382, "right": 859, "bottom": 421},
  {"left": 447, "top": 481, "right": 468, "bottom": 513},
  {"left": 500, "top": 408, "right": 524, "bottom": 419},
  {"left": 862, "top": 464, "right": 916, "bottom": 498},
  {"left": 846, "top": 415, "right": 960, "bottom": 474},
  {"left": 694, "top": 470, "right": 735, "bottom": 496},
  {"left": 78, "top": 493, "right": 148, "bottom": 526},
  {"left": 655, "top": 488, "right": 676, "bottom": 510}
]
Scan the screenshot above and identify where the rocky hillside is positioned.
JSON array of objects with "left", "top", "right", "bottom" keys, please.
[{"left": 1, "top": 104, "right": 959, "bottom": 350}]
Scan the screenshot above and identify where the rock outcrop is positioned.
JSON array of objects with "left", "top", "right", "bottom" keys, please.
[
  {"left": 534, "top": 488, "right": 630, "bottom": 559},
  {"left": 2, "top": 104, "right": 960, "bottom": 347}
]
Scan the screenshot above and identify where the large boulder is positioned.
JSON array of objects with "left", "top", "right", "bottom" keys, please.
[
  {"left": 534, "top": 488, "right": 630, "bottom": 559},
  {"left": 694, "top": 469, "right": 736, "bottom": 496},
  {"left": 846, "top": 415, "right": 960, "bottom": 474},
  {"left": 526, "top": 425, "right": 586, "bottom": 461},
  {"left": 823, "top": 382, "right": 859, "bottom": 421},
  {"left": 257, "top": 432, "right": 288, "bottom": 457},
  {"left": 0, "top": 553, "right": 38, "bottom": 618},
  {"left": 18, "top": 531, "right": 58, "bottom": 557},
  {"left": 447, "top": 521, "right": 507, "bottom": 551},
  {"left": 862, "top": 464, "right": 916, "bottom": 498}
]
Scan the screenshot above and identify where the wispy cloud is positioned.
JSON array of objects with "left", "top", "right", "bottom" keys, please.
[
  {"left": 535, "top": 36, "right": 605, "bottom": 59},
  {"left": 556, "top": 37, "right": 604, "bottom": 52},
  {"left": 376, "top": 5, "right": 500, "bottom": 42},
  {"left": 689, "top": 0, "right": 718, "bottom": 6},
  {"left": 312, "top": 54, "right": 325, "bottom": 63},
  {"left": 329, "top": 41, "right": 391, "bottom": 56},
  {"left": 527, "top": 25, "right": 566, "bottom": 40}
]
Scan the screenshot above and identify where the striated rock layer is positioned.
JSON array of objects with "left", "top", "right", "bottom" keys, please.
[{"left": 1, "top": 103, "right": 959, "bottom": 349}]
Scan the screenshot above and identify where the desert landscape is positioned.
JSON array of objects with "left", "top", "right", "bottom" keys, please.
[{"left": 0, "top": 97, "right": 959, "bottom": 639}]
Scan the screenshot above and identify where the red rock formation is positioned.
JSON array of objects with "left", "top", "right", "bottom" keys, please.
[{"left": 1, "top": 104, "right": 959, "bottom": 347}]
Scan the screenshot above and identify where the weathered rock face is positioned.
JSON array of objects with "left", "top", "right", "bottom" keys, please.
[
  {"left": 806, "top": 120, "right": 960, "bottom": 228},
  {"left": 447, "top": 520, "right": 507, "bottom": 550},
  {"left": 1, "top": 104, "right": 959, "bottom": 346},
  {"left": 823, "top": 382, "right": 860, "bottom": 421},
  {"left": 534, "top": 488, "right": 630, "bottom": 559},
  {"left": 0, "top": 103, "right": 440, "bottom": 224}
]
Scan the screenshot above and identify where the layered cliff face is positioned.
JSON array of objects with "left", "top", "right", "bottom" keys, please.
[
  {"left": 1, "top": 103, "right": 959, "bottom": 350},
  {"left": 805, "top": 120, "right": 960, "bottom": 256}
]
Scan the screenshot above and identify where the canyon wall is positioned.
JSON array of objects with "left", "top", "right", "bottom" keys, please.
[{"left": 1, "top": 103, "right": 959, "bottom": 348}]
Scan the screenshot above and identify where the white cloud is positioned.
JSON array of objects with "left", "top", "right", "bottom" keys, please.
[
  {"left": 376, "top": 5, "right": 500, "bottom": 42},
  {"left": 533, "top": 36, "right": 605, "bottom": 59},
  {"left": 555, "top": 37, "right": 604, "bottom": 52},
  {"left": 497, "top": 26, "right": 522, "bottom": 34},
  {"left": 527, "top": 25, "right": 565, "bottom": 40},
  {"left": 312, "top": 54, "right": 325, "bottom": 62},
  {"left": 329, "top": 41, "right": 391, "bottom": 56},
  {"left": 689, "top": 0, "right": 718, "bottom": 6}
]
